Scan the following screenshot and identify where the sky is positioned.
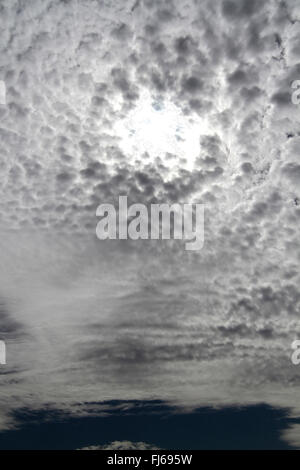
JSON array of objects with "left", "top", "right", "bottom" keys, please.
[{"left": 0, "top": 0, "right": 300, "bottom": 450}]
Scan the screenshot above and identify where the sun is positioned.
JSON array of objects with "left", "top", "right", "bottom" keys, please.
[{"left": 115, "top": 90, "right": 211, "bottom": 172}]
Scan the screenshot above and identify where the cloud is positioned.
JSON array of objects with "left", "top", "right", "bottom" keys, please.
[
  {"left": 78, "top": 440, "right": 161, "bottom": 450},
  {"left": 0, "top": 0, "right": 299, "bottom": 449}
]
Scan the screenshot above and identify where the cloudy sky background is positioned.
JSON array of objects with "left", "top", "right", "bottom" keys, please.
[{"left": 0, "top": 0, "right": 300, "bottom": 448}]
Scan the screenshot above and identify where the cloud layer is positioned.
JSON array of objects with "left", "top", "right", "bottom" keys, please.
[{"left": 0, "top": 0, "right": 300, "bottom": 448}]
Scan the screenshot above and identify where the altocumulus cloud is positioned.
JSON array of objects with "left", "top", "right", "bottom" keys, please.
[{"left": 0, "top": 0, "right": 300, "bottom": 449}]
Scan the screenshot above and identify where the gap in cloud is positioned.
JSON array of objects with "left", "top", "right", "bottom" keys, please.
[{"left": 114, "top": 89, "right": 212, "bottom": 173}]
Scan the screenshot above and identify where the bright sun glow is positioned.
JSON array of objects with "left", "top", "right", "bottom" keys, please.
[{"left": 115, "top": 90, "right": 211, "bottom": 171}]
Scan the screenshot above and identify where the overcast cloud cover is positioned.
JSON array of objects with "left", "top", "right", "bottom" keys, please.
[{"left": 0, "top": 0, "right": 300, "bottom": 448}]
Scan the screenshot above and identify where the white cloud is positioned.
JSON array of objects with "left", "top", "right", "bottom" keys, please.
[
  {"left": 0, "top": 0, "right": 300, "bottom": 449},
  {"left": 78, "top": 440, "right": 161, "bottom": 450}
]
